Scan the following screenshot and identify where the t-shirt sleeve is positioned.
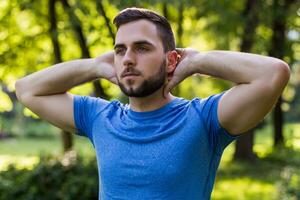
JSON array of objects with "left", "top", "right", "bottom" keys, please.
[
  {"left": 73, "top": 95, "right": 109, "bottom": 143},
  {"left": 195, "top": 92, "right": 238, "bottom": 154}
]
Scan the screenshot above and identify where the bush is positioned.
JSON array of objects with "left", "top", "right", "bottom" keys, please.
[
  {"left": 0, "top": 114, "right": 59, "bottom": 138},
  {"left": 0, "top": 152, "right": 98, "bottom": 200},
  {"left": 277, "top": 167, "right": 300, "bottom": 200}
]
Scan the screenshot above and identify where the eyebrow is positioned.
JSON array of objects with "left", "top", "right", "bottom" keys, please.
[{"left": 114, "top": 40, "right": 155, "bottom": 50}]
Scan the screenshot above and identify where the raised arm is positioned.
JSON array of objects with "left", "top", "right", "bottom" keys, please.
[
  {"left": 164, "top": 49, "right": 290, "bottom": 135},
  {"left": 15, "top": 51, "right": 116, "bottom": 133}
]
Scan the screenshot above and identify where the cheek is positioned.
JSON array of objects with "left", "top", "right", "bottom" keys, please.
[
  {"left": 114, "top": 61, "right": 123, "bottom": 75},
  {"left": 139, "top": 53, "right": 164, "bottom": 66},
  {"left": 144, "top": 57, "right": 165, "bottom": 71}
]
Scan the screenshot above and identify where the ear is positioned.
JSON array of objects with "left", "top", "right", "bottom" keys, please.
[{"left": 166, "top": 50, "right": 179, "bottom": 73}]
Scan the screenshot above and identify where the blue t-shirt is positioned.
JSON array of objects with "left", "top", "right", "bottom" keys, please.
[{"left": 73, "top": 93, "right": 236, "bottom": 200}]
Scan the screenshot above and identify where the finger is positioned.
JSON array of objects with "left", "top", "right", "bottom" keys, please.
[
  {"left": 163, "top": 84, "right": 169, "bottom": 99},
  {"left": 176, "top": 54, "right": 182, "bottom": 63},
  {"left": 110, "top": 77, "right": 118, "bottom": 85},
  {"left": 175, "top": 48, "right": 184, "bottom": 56},
  {"left": 163, "top": 83, "right": 173, "bottom": 98},
  {"left": 163, "top": 78, "right": 178, "bottom": 97}
]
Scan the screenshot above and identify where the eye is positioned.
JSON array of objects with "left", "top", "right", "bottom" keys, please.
[
  {"left": 136, "top": 46, "right": 149, "bottom": 52},
  {"left": 115, "top": 48, "right": 125, "bottom": 55}
]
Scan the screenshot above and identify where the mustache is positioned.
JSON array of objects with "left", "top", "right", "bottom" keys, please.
[{"left": 121, "top": 68, "right": 141, "bottom": 77}]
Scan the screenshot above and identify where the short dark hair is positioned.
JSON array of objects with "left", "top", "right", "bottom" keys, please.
[{"left": 113, "top": 7, "right": 175, "bottom": 52}]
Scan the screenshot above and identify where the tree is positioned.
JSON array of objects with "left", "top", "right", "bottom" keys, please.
[
  {"left": 268, "top": 0, "right": 297, "bottom": 147},
  {"left": 233, "top": 0, "right": 260, "bottom": 161},
  {"left": 49, "top": 0, "right": 73, "bottom": 152}
]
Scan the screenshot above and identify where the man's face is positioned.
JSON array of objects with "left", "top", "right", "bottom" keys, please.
[{"left": 114, "top": 19, "right": 167, "bottom": 97}]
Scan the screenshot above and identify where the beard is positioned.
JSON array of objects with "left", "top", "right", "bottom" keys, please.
[{"left": 118, "top": 58, "right": 166, "bottom": 97}]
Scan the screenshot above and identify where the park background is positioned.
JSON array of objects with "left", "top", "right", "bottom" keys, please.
[{"left": 0, "top": 0, "right": 299, "bottom": 199}]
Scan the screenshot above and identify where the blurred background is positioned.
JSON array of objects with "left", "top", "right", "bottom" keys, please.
[{"left": 0, "top": 0, "right": 299, "bottom": 199}]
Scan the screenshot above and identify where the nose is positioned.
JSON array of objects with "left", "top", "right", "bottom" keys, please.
[{"left": 123, "top": 49, "right": 136, "bottom": 67}]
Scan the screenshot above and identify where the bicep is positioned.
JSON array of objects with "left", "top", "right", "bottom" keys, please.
[
  {"left": 20, "top": 93, "right": 76, "bottom": 133},
  {"left": 218, "top": 81, "right": 279, "bottom": 135}
]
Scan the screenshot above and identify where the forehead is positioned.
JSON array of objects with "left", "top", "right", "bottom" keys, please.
[{"left": 115, "top": 19, "right": 163, "bottom": 48}]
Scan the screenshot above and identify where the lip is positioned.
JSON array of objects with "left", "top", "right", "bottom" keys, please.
[
  {"left": 123, "top": 74, "right": 140, "bottom": 78},
  {"left": 123, "top": 75, "right": 139, "bottom": 80}
]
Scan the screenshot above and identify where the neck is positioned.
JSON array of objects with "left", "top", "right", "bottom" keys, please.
[{"left": 129, "top": 87, "right": 175, "bottom": 112}]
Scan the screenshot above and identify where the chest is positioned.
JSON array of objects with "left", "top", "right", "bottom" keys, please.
[{"left": 93, "top": 120, "right": 211, "bottom": 189}]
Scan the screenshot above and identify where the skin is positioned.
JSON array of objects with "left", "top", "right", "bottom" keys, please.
[
  {"left": 15, "top": 19, "right": 290, "bottom": 136},
  {"left": 112, "top": 19, "right": 178, "bottom": 111},
  {"left": 165, "top": 48, "right": 290, "bottom": 134}
]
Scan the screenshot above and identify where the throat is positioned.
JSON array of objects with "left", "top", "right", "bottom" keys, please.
[{"left": 129, "top": 89, "right": 175, "bottom": 112}]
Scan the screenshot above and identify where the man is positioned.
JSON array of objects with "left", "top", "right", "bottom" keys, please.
[{"left": 15, "top": 7, "right": 290, "bottom": 200}]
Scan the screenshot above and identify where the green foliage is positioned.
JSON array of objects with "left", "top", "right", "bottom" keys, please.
[
  {"left": 0, "top": 89, "right": 12, "bottom": 112},
  {"left": 262, "top": 147, "right": 300, "bottom": 199},
  {"left": 264, "top": 147, "right": 300, "bottom": 168},
  {"left": 0, "top": 0, "right": 298, "bottom": 117},
  {"left": 277, "top": 167, "right": 300, "bottom": 199},
  {"left": 0, "top": 135, "right": 95, "bottom": 162},
  {"left": 1, "top": 146, "right": 299, "bottom": 200},
  {"left": 0, "top": 127, "right": 299, "bottom": 199},
  {"left": 212, "top": 146, "right": 300, "bottom": 200},
  {"left": 0, "top": 114, "right": 59, "bottom": 138},
  {"left": 0, "top": 153, "right": 98, "bottom": 200}
]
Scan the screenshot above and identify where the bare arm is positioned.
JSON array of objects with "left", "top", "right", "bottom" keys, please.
[
  {"left": 192, "top": 51, "right": 290, "bottom": 135},
  {"left": 15, "top": 52, "right": 116, "bottom": 133},
  {"left": 165, "top": 49, "right": 290, "bottom": 135}
]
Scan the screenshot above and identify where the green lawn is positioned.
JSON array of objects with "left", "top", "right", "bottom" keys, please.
[
  {"left": 212, "top": 122, "right": 300, "bottom": 200},
  {"left": 0, "top": 135, "right": 95, "bottom": 170},
  {"left": 0, "top": 123, "right": 300, "bottom": 199}
]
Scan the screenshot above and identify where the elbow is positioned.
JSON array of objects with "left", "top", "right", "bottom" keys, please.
[
  {"left": 15, "top": 79, "right": 30, "bottom": 103},
  {"left": 15, "top": 79, "right": 22, "bottom": 101},
  {"left": 278, "top": 61, "right": 290, "bottom": 81},
  {"left": 271, "top": 60, "right": 290, "bottom": 88},
  {"left": 257, "top": 61, "right": 290, "bottom": 99}
]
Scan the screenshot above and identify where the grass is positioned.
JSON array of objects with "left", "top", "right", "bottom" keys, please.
[
  {"left": 0, "top": 135, "right": 95, "bottom": 170},
  {"left": 0, "top": 123, "right": 300, "bottom": 199},
  {"left": 210, "top": 123, "right": 300, "bottom": 200},
  {"left": 213, "top": 157, "right": 281, "bottom": 200},
  {"left": 0, "top": 135, "right": 95, "bottom": 156}
]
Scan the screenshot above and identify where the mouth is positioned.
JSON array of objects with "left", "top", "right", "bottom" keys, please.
[
  {"left": 123, "top": 75, "right": 140, "bottom": 81},
  {"left": 122, "top": 73, "right": 140, "bottom": 78}
]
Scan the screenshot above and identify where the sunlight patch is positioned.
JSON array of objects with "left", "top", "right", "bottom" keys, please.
[
  {"left": 212, "top": 178, "right": 276, "bottom": 199},
  {"left": 0, "top": 155, "right": 39, "bottom": 171}
]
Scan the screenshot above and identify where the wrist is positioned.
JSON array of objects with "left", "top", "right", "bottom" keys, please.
[
  {"left": 93, "top": 51, "right": 115, "bottom": 80},
  {"left": 189, "top": 53, "right": 205, "bottom": 75},
  {"left": 90, "top": 58, "right": 104, "bottom": 79}
]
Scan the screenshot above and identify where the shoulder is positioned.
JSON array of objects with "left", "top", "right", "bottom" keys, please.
[
  {"left": 73, "top": 95, "right": 126, "bottom": 114},
  {"left": 193, "top": 92, "right": 226, "bottom": 108}
]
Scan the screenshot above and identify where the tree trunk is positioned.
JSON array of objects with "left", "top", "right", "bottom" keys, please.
[
  {"left": 60, "top": 0, "right": 108, "bottom": 99},
  {"left": 268, "top": 0, "right": 295, "bottom": 147},
  {"left": 234, "top": 131, "right": 257, "bottom": 160},
  {"left": 62, "top": 130, "right": 73, "bottom": 151},
  {"left": 233, "top": 0, "right": 260, "bottom": 161},
  {"left": 1, "top": 81, "right": 17, "bottom": 118},
  {"left": 177, "top": 2, "right": 184, "bottom": 48},
  {"left": 49, "top": 0, "right": 73, "bottom": 153},
  {"left": 95, "top": 0, "right": 129, "bottom": 101},
  {"left": 162, "top": 2, "right": 169, "bottom": 20},
  {"left": 273, "top": 96, "right": 284, "bottom": 146},
  {"left": 49, "top": 0, "right": 62, "bottom": 64},
  {"left": 96, "top": 0, "right": 115, "bottom": 44},
  {"left": 95, "top": 0, "right": 118, "bottom": 100}
]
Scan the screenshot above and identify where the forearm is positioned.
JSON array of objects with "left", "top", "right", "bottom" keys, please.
[
  {"left": 189, "top": 51, "right": 290, "bottom": 134},
  {"left": 15, "top": 58, "right": 100, "bottom": 97},
  {"left": 190, "top": 51, "right": 290, "bottom": 85}
]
